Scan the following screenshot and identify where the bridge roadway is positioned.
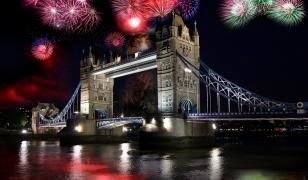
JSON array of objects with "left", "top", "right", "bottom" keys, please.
[{"left": 188, "top": 112, "right": 308, "bottom": 121}]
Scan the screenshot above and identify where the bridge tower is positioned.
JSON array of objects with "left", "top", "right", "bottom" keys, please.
[
  {"left": 80, "top": 48, "right": 114, "bottom": 119},
  {"left": 156, "top": 11, "right": 200, "bottom": 114}
]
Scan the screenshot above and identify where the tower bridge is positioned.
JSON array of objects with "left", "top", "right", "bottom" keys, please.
[{"left": 32, "top": 12, "right": 308, "bottom": 135}]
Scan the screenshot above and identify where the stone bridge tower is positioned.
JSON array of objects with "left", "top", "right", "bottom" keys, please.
[
  {"left": 80, "top": 48, "right": 114, "bottom": 119},
  {"left": 156, "top": 11, "right": 200, "bottom": 114}
]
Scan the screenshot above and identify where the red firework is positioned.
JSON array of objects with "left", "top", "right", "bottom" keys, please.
[
  {"left": 115, "top": 12, "right": 148, "bottom": 34},
  {"left": 146, "top": 0, "right": 179, "bottom": 18},
  {"left": 105, "top": 32, "right": 126, "bottom": 49},
  {"left": 31, "top": 38, "right": 54, "bottom": 61},
  {"left": 111, "top": 0, "right": 148, "bottom": 17},
  {"left": 112, "top": 0, "right": 150, "bottom": 34},
  {"left": 23, "top": 0, "right": 40, "bottom": 7}
]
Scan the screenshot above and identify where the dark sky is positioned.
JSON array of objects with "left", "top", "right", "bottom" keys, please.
[{"left": 0, "top": 0, "right": 308, "bottom": 110}]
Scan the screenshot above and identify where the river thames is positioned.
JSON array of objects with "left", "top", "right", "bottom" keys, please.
[{"left": 1, "top": 140, "right": 308, "bottom": 180}]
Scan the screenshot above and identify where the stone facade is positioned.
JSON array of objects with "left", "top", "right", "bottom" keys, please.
[
  {"left": 80, "top": 48, "right": 114, "bottom": 119},
  {"left": 156, "top": 12, "right": 200, "bottom": 114}
]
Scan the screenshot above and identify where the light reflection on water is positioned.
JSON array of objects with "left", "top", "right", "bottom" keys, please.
[
  {"left": 119, "top": 143, "right": 131, "bottom": 173},
  {"left": 0, "top": 141, "right": 308, "bottom": 179},
  {"left": 209, "top": 148, "right": 223, "bottom": 180}
]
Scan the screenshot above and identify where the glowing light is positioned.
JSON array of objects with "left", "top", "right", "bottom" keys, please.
[
  {"left": 134, "top": 52, "right": 140, "bottom": 58},
  {"left": 151, "top": 118, "right": 156, "bottom": 125},
  {"left": 267, "top": 0, "right": 305, "bottom": 26},
  {"left": 129, "top": 17, "right": 141, "bottom": 28},
  {"left": 112, "top": 0, "right": 149, "bottom": 33},
  {"left": 221, "top": 0, "right": 257, "bottom": 28},
  {"left": 21, "top": 129, "right": 27, "bottom": 134},
  {"left": 212, "top": 123, "right": 217, "bottom": 130},
  {"left": 75, "top": 125, "right": 83, "bottom": 133},
  {"left": 31, "top": 38, "right": 54, "bottom": 61},
  {"left": 179, "top": 0, "right": 200, "bottom": 20},
  {"left": 184, "top": 67, "right": 192, "bottom": 73},
  {"left": 122, "top": 127, "right": 128, "bottom": 132},
  {"left": 163, "top": 118, "right": 172, "bottom": 132},
  {"left": 121, "top": 114, "right": 124, "bottom": 118},
  {"left": 115, "top": 56, "right": 122, "bottom": 63}
]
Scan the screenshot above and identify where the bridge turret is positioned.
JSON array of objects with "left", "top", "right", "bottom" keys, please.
[
  {"left": 193, "top": 21, "right": 199, "bottom": 45},
  {"left": 156, "top": 12, "right": 200, "bottom": 114}
]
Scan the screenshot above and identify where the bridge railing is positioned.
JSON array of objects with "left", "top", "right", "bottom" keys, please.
[
  {"left": 188, "top": 112, "right": 308, "bottom": 119},
  {"left": 96, "top": 117, "right": 144, "bottom": 130}
]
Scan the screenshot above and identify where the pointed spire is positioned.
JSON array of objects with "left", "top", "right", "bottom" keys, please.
[
  {"left": 88, "top": 46, "right": 93, "bottom": 59},
  {"left": 81, "top": 49, "right": 85, "bottom": 66},
  {"left": 172, "top": 10, "right": 176, "bottom": 26},
  {"left": 194, "top": 21, "right": 199, "bottom": 36}
]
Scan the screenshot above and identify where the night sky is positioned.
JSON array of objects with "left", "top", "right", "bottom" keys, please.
[{"left": 1, "top": 0, "right": 308, "bottom": 110}]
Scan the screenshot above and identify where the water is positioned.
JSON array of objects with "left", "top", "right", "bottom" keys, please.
[{"left": 1, "top": 141, "right": 308, "bottom": 180}]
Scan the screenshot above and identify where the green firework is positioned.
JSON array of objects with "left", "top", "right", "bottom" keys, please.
[
  {"left": 222, "top": 0, "right": 258, "bottom": 28},
  {"left": 267, "top": 1, "right": 306, "bottom": 26},
  {"left": 254, "top": 0, "right": 275, "bottom": 6}
]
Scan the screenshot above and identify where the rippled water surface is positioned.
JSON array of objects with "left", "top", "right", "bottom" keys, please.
[{"left": 1, "top": 141, "right": 308, "bottom": 180}]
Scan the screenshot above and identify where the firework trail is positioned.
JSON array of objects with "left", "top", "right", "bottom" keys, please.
[
  {"left": 105, "top": 32, "right": 126, "bottom": 49},
  {"left": 23, "top": 0, "right": 40, "bottom": 7},
  {"left": 221, "top": 0, "right": 257, "bottom": 28},
  {"left": 111, "top": 0, "right": 149, "bottom": 33},
  {"left": 179, "top": 0, "right": 200, "bottom": 20},
  {"left": 146, "top": 0, "right": 179, "bottom": 18},
  {"left": 37, "top": 0, "right": 100, "bottom": 33},
  {"left": 253, "top": 0, "right": 275, "bottom": 12},
  {"left": 267, "top": 0, "right": 305, "bottom": 26}
]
